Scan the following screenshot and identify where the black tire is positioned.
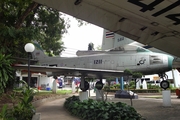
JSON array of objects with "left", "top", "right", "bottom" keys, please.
[
  {"left": 160, "top": 80, "right": 169, "bottom": 90},
  {"left": 95, "top": 81, "right": 104, "bottom": 90},
  {"left": 80, "top": 81, "right": 89, "bottom": 91}
]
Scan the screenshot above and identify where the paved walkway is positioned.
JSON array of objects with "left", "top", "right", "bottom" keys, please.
[
  {"left": 36, "top": 97, "right": 79, "bottom": 120},
  {"left": 111, "top": 96, "right": 180, "bottom": 120},
  {"left": 36, "top": 94, "right": 180, "bottom": 120}
]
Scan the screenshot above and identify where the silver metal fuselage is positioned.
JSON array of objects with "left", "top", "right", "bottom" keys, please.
[{"left": 35, "top": 50, "right": 173, "bottom": 75}]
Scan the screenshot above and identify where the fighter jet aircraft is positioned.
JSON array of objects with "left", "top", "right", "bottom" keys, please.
[
  {"left": 13, "top": 42, "right": 175, "bottom": 90},
  {"left": 14, "top": 42, "right": 174, "bottom": 79}
]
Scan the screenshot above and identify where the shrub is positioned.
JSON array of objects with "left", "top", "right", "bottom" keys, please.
[
  {"left": 103, "top": 85, "right": 110, "bottom": 91},
  {"left": 113, "top": 84, "right": 120, "bottom": 89},
  {"left": 64, "top": 96, "right": 145, "bottom": 120},
  {"left": 0, "top": 54, "right": 14, "bottom": 94},
  {"left": 129, "top": 81, "right": 135, "bottom": 86},
  {"left": 0, "top": 81, "right": 35, "bottom": 120},
  {"left": 124, "top": 84, "right": 128, "bottom": 89},
  {"left": 147, "top": 84, "right": 160, "bottom": 89}
]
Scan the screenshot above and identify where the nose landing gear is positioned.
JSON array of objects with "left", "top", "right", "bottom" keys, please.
[{"left": 159, "top": 73, "right": 169, "bottom": 90}]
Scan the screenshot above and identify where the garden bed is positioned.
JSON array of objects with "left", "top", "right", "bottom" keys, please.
[{"left": 104, "top": 89, "right": 176, "bottom": 93}]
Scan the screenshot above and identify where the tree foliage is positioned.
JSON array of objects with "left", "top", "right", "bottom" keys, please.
[
  {"left": 0, "top": 53, "right": 14, "bottom": 94},
  {"left": 0, "top": 81, "right": 36, "bottom": 119},
  {"left": 124, "top": 69, "right": 133, "bottom": 75},
  {"left": 76, "top": 18, "right": 88, "bottom": 27},
  {"left": 0, "top": 0, "right": 69, "bottom": 57},
  {"left": 124, "top": 69, "right": 143, "bottom": 78},
  {"left": 0, "top": 0, "right": 71, "bottom": 93},
  {"left": 96, "top": 45, "right": 102, "bottom": 50},
  {"left": 132, "top": 72, "right": 143, "bottom": 79}
]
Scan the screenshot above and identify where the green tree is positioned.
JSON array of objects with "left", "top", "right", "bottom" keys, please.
[
  {"left": 0, "top": 0, "right": 71, "bottom": 93},
  {"left": 0, "top": 0, "right": 69, "bottom": 57},
  {"left": 0, "top": 53, "right": 14, "bottom": 94},
  {"left": 104, "top": 77, "right": 116, "bottom": 101},
  {"left": 96, "top": 45, "right": 102, "bottom": 50},
  {"left": 76, "top": 18, "right": 88, "bottom": 27},
  {"left": 0, "top": 0, "right": 88, "bottom": 94},
  {"left": 124, "top": 69, "right": 133, "bottom": 75},
  {"left": 132, "top": 72, "right": 143, "bottom": 79},
  {"left": 124, "top": 69, "right": 143, "bottom": 90},
  {"left": 132, "top": 72, "right": 143, "bottom": 89}
]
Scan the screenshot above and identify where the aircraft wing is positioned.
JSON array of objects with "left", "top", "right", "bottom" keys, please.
[
  {"left": 34, "top": 0, "right": 180, "bottom": 57},
  {"left": 13, "top": 64, "right": 125, "bottom": 78},
  {"left": 13, "top": 57, "right": 38, "bottom": 64}
]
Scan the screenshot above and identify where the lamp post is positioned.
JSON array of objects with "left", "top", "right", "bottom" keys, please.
[{"left": 24, "top": 43, "right": 35, "bottom": 88}]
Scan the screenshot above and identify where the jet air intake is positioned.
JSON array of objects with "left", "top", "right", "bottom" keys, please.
[{"left": 150, "top": 55, "right": 163, "bottom": 64}]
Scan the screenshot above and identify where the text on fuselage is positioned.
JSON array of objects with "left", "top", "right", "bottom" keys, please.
[{"left": 94, "top": 60, "right": 102, "bottom": 64}]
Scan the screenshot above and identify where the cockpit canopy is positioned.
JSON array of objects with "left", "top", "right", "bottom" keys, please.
[{"left": 110, "top": 44, "right": 151, "bottom": 52}]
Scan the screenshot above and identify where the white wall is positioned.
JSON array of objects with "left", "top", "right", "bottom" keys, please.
[
  {"left": 38, "top": 75, "right": 54, "bottom": 89},
  {"left": 17, "top": 72, "right": 55, "bottom": 90},
  {"left": 166, "top": 69, "right": 180, "bottom": 87}
]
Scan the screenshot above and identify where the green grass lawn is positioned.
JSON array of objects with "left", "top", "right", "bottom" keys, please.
[
  {"left": 13, "top": 87, "right": 72, "bottom": 96},
  {"left": 35, "top": 89, "right": 72, "bottom": 96},
  {"left": 143, "top": 96, "right": 162, "bottom": 99}
]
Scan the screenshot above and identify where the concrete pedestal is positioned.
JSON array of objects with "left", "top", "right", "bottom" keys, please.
[
  {"left": 96, "top": 90, "right": 104, "bottom": 100},
  {"left": 52, "top": 80, "right": 57, "bottom": 94},
  {"left": 72, "top": 81, "right": 76, "bottom": 93},
  {"left": 162, "top": 90, "right": 171, "bottom": 107},
  {"left": 79, "top": 91, "right": 88, "bottom": 101}
]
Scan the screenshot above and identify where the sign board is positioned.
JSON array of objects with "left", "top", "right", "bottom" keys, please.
[{"left": 153, "top": 76, "right": 160, "bottom": 81}]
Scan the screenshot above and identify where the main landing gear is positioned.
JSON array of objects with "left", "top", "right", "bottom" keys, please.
[{"left": 159, "top": 73, "right": 169, "bottom": 90}]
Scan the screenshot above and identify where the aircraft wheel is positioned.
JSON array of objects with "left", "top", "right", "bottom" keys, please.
[
  {"left": 95, "top": 81, "right": 104, "bottom": 90},
  {"left": 160, "top": 80, "right": 169, "bottom": 90},
  {"left": 80, "top": 81, "right": 89, "bottom": 92}
]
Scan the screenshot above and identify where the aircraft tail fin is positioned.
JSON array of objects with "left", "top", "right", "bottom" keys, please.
[
  {"left": 32, "top": 42, "right": 48, "bottom": 60},
  {"left": 101, "top": 29, "right": 134, "bottom": 50}
]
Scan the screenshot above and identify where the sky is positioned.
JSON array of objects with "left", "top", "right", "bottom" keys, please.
[{"left": 60, "top": 15, "right": 103, "bottom": 57}]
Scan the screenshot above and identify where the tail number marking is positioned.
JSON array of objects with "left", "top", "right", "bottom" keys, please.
[{"left": 94, "top": 60, "right": 102, "bottom": 64}]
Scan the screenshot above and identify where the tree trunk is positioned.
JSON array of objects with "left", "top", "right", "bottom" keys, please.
[{"left": 15, "top": 2, "right": 39, "bottom": 29}]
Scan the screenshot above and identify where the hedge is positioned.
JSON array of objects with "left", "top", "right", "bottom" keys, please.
[{"left": 104, "top": 89, "right": 176, "bottom": 93}]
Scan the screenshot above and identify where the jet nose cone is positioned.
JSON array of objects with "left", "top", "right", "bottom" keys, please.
[{"left": 168, "top": 55, "right": 174, "bottom": 69}]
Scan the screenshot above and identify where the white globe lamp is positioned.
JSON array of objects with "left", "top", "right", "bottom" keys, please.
[
  {"left": 24, "top": 43, "right": 35, "bottom": 88},
  {"left": 24, "top": 43, "right": 35, "bottom": 53}
]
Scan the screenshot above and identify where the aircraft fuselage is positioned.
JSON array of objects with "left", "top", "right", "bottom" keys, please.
[{"left": 36, "top": 51, "right": 173, "bottom": 75}]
